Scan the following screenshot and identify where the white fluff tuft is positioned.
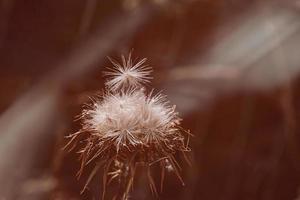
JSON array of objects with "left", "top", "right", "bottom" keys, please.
[
  {"left": 104, "top": 53, "right": 152, "bottom": 92},
  {"left": 82, "top": 89, "right": 180, "bottom": 151}
]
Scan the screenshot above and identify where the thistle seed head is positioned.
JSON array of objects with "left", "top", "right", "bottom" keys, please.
[
  {"left": 66, "top": 54, "right": 191, "bottom": 199},
  {"left": 81, "top": 89, "right": 182, "bottom": 153}
]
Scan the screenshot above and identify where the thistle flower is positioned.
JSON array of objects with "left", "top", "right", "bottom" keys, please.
[{"left": 66, "top": 54, "right": 191, "bottom": 199}]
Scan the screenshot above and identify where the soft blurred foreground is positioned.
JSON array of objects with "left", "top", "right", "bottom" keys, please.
[{"left": 1, "top": 0, "right": 300, "bottom": 199}]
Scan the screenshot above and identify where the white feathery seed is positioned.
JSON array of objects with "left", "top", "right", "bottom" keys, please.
[{"left": 104, "top": 53, "right": 152, "bottom": 92}]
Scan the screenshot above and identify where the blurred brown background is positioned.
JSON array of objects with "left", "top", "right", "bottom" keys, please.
[{"left": 1, "top": 0, "right": 300, "bottom": 199}]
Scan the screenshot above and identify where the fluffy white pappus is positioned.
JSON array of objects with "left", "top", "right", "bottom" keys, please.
[
  {"left": 104, "top": 53, "right": 153, "bottom": 92},
  {"left": 66, "top": 54, "right": 190, "bottom": 197},
  {"left": 81, "top": 89, "right": 181, "bottom": 152}
]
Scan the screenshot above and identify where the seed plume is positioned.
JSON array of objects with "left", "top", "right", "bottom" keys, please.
[{"left": 104, "top": 53, "right": 152, "bottom": 92}]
